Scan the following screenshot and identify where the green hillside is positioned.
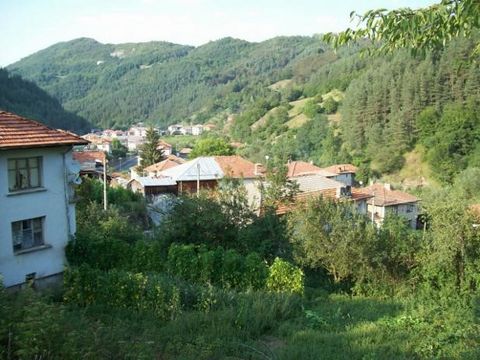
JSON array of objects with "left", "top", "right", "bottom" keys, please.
[
  {"left": 0, "top": 68, "right": 90, "bottom": 133},
  {"left": 8, "top": 36, "right": 341, "bottom": 129}
]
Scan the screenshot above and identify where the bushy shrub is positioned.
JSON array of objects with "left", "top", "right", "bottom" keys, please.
[{"left": 267, "top": 257, "right": 305, "bottom": 295}]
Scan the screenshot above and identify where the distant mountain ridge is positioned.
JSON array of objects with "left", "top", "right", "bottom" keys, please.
[
  {"left": 7, "top": 36, "right": 340, "bottom": 128},
  {"left": 0, "top": 68, "right": 90, "bottom": 133}
]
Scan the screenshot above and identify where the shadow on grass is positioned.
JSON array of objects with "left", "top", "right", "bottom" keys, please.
[{"left": 275, "top": 294, "right": 414, "bottom": 360}]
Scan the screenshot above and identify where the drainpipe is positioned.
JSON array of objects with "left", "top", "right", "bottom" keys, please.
[{"left": 62, "top": 147, "right": 73, "bottom": 238}]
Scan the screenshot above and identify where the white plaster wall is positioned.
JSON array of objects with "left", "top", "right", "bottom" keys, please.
[
  {"left": 0, "top": 147, "right": 75, "bottom": 287},
  {"left": 243, "top": 178, "right": 262, "bottom": 212}
]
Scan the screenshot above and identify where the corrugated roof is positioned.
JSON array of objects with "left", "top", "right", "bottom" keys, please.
[
  {"left": 159, "top": 157, "right": 224, "bottom": 181},
  {"left": 134, "top": 176, "right": 177, "bottom": 187},
  {"left": 364, "top": 183, "right": 419, "bottom": 206},
  {"left": 0, "top": 110, "right": 88, "bottom": 149}
]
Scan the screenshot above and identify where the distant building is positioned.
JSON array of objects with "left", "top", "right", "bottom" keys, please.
[
  {"left": 82, "top": 134, "right": 112, "bottom": 153},
  {"left": 167, "top": 124, "right": 184, "bottom": 135},
  {"left": 320, "top": 164, "right": 358, "bottom": 186},
  {"left": 363, "top": 183, "right": 419, "bottom": 228},
  {"left": 276, "top": 187, "right": 372, "bottom": 216},
  {"left": 72, "top": 151, "right": 106, "bottom": 180},
  {"left": 178, "top": 147, "right": 192, "bottom": 159},
  {"left": 192, "top": 125, "right": 204, "bottom": 136},
  {"left": 157, "top": 140, "right": 173, "bottom": 156},
  {"left": 143, "top": 155, "right": 185, "bottom": 177},
  {"left": 0, "top": 111, "right": 88, "bottom": 288}
]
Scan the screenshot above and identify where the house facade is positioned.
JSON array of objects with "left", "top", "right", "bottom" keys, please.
[
  {"left": 364, "top": 183, "right": 419, "bottom": 228},
  {"left": 0, "top": 111, "right": 87, "bottom": 288}
]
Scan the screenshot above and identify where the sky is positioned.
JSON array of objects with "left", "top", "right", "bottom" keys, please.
[{"left": 1, "top": 0, "right": 437, "bottom": 67}]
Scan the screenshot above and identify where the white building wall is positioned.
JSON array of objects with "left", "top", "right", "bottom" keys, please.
[{"left": 0, "top": 147, "right": 76, "bottom": 287}]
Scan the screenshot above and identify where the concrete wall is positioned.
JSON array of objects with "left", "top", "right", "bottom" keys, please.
[
  {"left": 332, "top": 173, "right": 354, "bottom": 186},
  {"left": 0, "top": 147, "right": 76, "bottom": 287}
]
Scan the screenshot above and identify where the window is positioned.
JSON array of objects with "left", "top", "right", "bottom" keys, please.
[
  {"left": 12, "top": 217, "right": 44, "bottom": 252},
  {"left": 8, "top": 157, "right": 42, "bottom": 191}
]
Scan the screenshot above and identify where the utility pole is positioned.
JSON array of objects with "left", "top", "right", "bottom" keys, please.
[
  {"left": 196, "top": 162, "right": 201, "bottom": 197},
  {"left": 103, "top": 155, "right": 108, "bottom": 211}
]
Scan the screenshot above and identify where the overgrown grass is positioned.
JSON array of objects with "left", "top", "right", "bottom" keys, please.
[{"left": 1, "top": 286, "right": 478, "bottom": 360}]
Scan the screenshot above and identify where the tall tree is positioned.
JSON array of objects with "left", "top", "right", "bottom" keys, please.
[{"left": 139, "top": 127, "right": 162, "bottom": 169}]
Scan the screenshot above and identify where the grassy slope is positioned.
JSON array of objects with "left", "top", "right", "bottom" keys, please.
[{"left": 381, "top": 145, "right": 440, "bottom": 190}]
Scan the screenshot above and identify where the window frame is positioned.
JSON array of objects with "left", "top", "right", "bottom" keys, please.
[
  {"left": 12, "top": 217, "right": 45, "bottom": 253},
  {"left": 7, "top": 156, "right": 43, "bottom": 192}
]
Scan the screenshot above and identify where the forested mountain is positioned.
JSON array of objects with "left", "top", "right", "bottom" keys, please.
[
  {"left": 7, "top": 34, "right": 480, "bottom": 183},
  {"left": 0, "top": 68, "right": 90, "bottom": 133},
  {"left": 8, "top": 36, "right": 344, "bottom": 129}
]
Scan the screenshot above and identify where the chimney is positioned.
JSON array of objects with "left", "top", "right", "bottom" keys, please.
[{"left": 384, "top": 183, "right": 391, "bottom": 191}]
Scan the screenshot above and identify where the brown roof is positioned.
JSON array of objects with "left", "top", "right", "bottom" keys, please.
[
  {"left": 214, "top": 155, "right": 264, "bottom": 178},
  {"left": 73, "top": 151, "right": 106, "bottom": 163},
  {"left": 0, "top": 111, "right": 88, "bottom": 150},
  {"left": 321, "top": 164, "right": 358, "bottom": 174},
  {"left": 276, "top": 187, "right": 372, "bottom": 215},
  {"left": 179, "top": 147, "right": 192, "bottom": 154},
  {"left": 363, "top": 183, "right": 418, "bottom": 207},
  {"left": 287, "top": 161, "right": 322, "bottom": 177},
  {"left": 157, "top": 139, "right": 172, "bottom": 150},
  {"left": 144, "top": 155, "right": 185, "bottom": 173}
]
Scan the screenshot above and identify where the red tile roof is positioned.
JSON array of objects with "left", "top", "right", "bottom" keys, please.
[
  {"left": 363, "top": 183, "right": 419, "bottom": 206},
  {"left": 214, "top": 155, "right": 264, "bottom": 178},
  {"left": 321, "top": 164, "right": 358, "bottom": 174},
  {"left": 0, "top": 111, "right": 88, "bottom": 150},
  {"left": 287, "top": 161, "right": 322, "bottom": 177},
  {"left": 276, "top": 188, "right": 372, "bottom": 215},
  {"left": 144, "top": 155, "right": 185, "bottom": 173},
  {"left": 72, "top": 151, "right": 106, "bottom": 163},
  {"left": 157, "top": 139, "right": 172, "bottom": 150}
]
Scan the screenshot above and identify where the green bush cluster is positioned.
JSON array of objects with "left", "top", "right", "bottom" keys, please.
[
  {"left": 167, "top": 244, "right": 268, "bottom": 290},
  {"left": 267, "top": 257, "right": 305, "bottom": 295},
  {"left": 64, "top": 265, "right": 303, "bottom": 321}
]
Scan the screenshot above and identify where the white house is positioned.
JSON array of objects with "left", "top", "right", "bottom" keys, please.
[
  {"left": 0, "top": 111, "right": 88, "bottom": 288},
  {"left": 192, "top": 125, "right": 204, "bottom": 136},
  {"left": 363, "top": 183, "right": 419, "bottom": 228}
]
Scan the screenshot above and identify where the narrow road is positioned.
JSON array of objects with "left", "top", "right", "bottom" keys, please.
[{"left": 111, "top": 155, "right": 138, "bottom": 172}]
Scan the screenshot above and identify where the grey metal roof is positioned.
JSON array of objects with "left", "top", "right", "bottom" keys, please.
[{"left": 158, "top": 157, "right": 224, "bottom": 182}]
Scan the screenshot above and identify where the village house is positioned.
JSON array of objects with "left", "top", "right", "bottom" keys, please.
[
  {"left": 157, "top": 140, "right": 173, "bottom": 156},
  {"left": 363, "top": 183, "right": 419, "bottom": 228},
  {"left": 276, "top": 187, "right": 373, "bottom": 216},
  {"left": 178, "top": 147, "right": 192, "bottom": 159},
  {"left": 320, "top": 164, "right": 358, "bottom": 186},
  {"left": 143, "top": 155, "right": 185, "bottom": 177},
  {"left": 82, "top": 133, "right": 112, "bottom": 153},
  {"left": 0, "top": 111, "right": 88, "bottom": 288},
  {"left": 129, "top": 155, "right": 264, "bottom": 204},
  {"left": 167, "top": 124, "right": 184, "bottom": 135},
  {"left": 72, "top": 150, "right": 106, "bottom": 180},
  {"left": 192, "top": 125, "right": 204, "bottom": 136}
]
